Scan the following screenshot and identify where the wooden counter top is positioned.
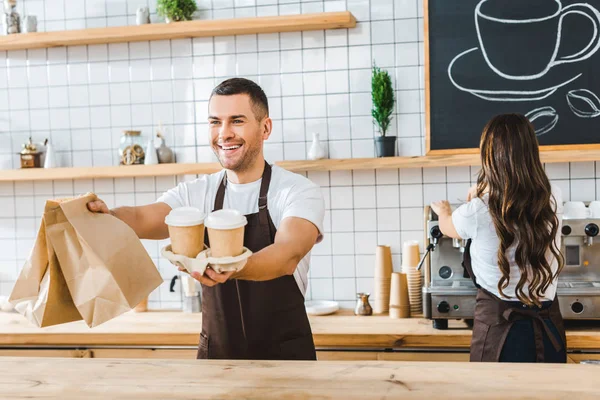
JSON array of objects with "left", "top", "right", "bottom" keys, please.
[
  {"left": 0, "top": 357, "right": 598, "bottom": 399},
  {"left": 0, "top": 310, "right": 599, "bottom": 350}
]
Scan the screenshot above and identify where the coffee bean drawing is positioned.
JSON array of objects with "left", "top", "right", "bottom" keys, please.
[
  {"left": 566, "top": 89, "right": 600, "bottom": 118},
  {"left": 525, "top": 106, "right": 558, "bottom": 136}
]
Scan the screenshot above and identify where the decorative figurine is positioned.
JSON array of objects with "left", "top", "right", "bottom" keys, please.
[{"left": 2, "top": 0, "right": 20, "bottom": 35}]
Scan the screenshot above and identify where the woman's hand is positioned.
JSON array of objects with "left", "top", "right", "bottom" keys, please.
[
  {"left": 466, "top": 185, "right": 478, "bottom": 202},
  {"left": 431, "top": 200, "right": 452, "bottom": 218}
]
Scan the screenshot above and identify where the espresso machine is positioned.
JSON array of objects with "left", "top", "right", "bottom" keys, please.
[{"left": 422, "top": 205, "right": 600, "bottom": 329}]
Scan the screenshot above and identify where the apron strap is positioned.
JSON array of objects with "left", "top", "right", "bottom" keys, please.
[
  {"left": 258, "top": 161, "right": 273, "bottom": 245},
  {"left": 502, "top": 307, "right": 563, "bottom": 362},
  {"left": 214, "top": 172, "right": 227, "bottom": 211},
  {"left": 462, "top": 239, "right": 481, "bottom": 289},
  {"left": 213, "top": 161, "right": 272, "bottom": 214}
]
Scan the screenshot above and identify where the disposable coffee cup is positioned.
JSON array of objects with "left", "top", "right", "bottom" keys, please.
[
  {"left": 165, "top": 207, "right": 206, "bottom": 258},
  {"left": 205, "top": 209, "right": 247, "bottom": 258}
]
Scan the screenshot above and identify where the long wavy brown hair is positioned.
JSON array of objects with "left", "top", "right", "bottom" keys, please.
[{"left": 476, "top": 114, "right": 564, "bottom": 306}]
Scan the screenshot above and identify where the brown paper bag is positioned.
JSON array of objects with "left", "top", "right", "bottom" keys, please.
[
  {"left": 10, "top": 193, "right": 162, "bottom": 328},
  {"left": 8, "top": 205, "right": 82, "bottom": 327}
]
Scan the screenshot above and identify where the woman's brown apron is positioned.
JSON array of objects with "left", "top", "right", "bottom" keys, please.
[
  {"left": 197, "top": 161, "right": 317, "bottom": 360},
  {"left": 462, "top": 239, "right": 567, "bottom": 362}
]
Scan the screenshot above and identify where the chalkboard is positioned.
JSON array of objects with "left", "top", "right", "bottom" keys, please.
[{"left": 426, "top": 0, "right": 600, "bottom": 154}]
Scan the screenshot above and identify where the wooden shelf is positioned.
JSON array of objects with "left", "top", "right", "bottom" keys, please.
[
  {"left": 1, "top": 149, "right": 598, "bottom": 182},
  {"left": 0, "top": 12, "right": 356, "bottom": 51}
]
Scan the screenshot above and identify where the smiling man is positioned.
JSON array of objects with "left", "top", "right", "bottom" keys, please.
[{"left": 86, "top": 78, "right": 325, "bottom": 360}]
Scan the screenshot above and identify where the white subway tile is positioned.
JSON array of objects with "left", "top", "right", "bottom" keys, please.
[
  {"left": 328, "top": 117, "right": 351, "bottom": 141},
  {"left": 326, "top": 70, "right": 349, "bottom": 94},
  {"left": 330, "top": 186, "right": 353, "bottom": 209},
  {"left": 258, "top": 51, "right": 280, "bottom": 75},
  {"left": 281, "top": 73, "right": 304, "bottom": 96},
  {"left": 310, "top": 255, "right": 333, "bottom": 279},
  {"left": 371, "top": 20, "right": 394, "bottom": 45},
  {"left": 353, "top": 209, "right": 377, "bottom": 232},
  {"left": 396, "top": 42, "right": 419, "bottom": 66},
  {"left": 570, "top": 162, "right": 595, "bottom": 179},
  {"left": 282, "top": 142, "right": 305, "bottom": 161},
  {"left": 328, "top": 140, "right": 352, "bottom": 159},
  {"left": 282, "top": 96, "right": 304, "bottom": 119},
  {"left": 354, "top": 232, "right": 377, "bottom": 255},
  {"left": 395, "top": 18, "right": 419, "bottom": 43},
  {"left": 332, "top": 209, "right": 354, "bottom": 232},
  {"left": 303, "top": 31, "right": 325, "bottom": 49},
  {"left": 88, "top": 62, "right": 109, "bottom": 83},
  {"left": 130, "top": 42, "right": 150, "bottom": 59},
  {"left": 150, "top": 40, "right": 171, "bottom": 58},
  {"left": 92, "top": 150, "right": 114, "bottom": 167},
  {"left": 309, "top": 278, "right": 333, "bottom": 300},
  {"left": 349, "top": 22, "right": 371, "bottom": 46},
  {"left": 349, "top": 45, "right": 371, "bottom": 69},
  {"left": 372, "top": 44, "right": 395, "bottom": 68},
  {"left": 15, "top": 196, "right": 33, "bottom": 218},
  {"left": 353, "top": 186, "right": 376, "bottom": 209},
  {"left": 571, "top": 179, "right": 595, "bottom": 202},
  {"left": 377, "top": 207, "right": 400, "bottom": 231},
  {"left": 0, "top": 198, "right": 15, "bottom": 218},
  {"left": 377, "top": 231, "right": 401, "bottom": 254},
  {"left": 423, "top": 167, "right": 446, "bottom": 183},
  {"left": 332, "top": 232, "right": 355, "bottom": 255},
  {"left": 333, "top": 278, "right": 356, "bottom": 300},
  {"left": 395, "top": 0, "right": 418, "bottom": 18}
]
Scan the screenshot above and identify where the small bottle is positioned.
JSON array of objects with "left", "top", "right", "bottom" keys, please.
[{"left": 308, "top": 132, "right": 326, "bottom": 160}]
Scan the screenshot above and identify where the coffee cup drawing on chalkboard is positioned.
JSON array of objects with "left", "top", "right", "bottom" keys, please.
[{"left": 448, "top": 0, "right": 600, "bottom": 102}]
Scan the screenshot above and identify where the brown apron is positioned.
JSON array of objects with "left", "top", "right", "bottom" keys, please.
[
  {"left": 197, "top": 161, "right": 317, "bottom": 360},
  {"left": 462, "top": 239, "right": 567, "bottom": 362}
]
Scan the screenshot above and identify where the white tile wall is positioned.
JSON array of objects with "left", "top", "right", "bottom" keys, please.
[{"left": 0, "top": 0, "right": 598, "bottom": 310}]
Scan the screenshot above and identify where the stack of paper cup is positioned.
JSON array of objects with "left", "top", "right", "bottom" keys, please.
[
  {"left": 389, "top": 272, "right": 410, "bottom": 318},
  {"left": 402, "top": 240, "right": 422, "bottom": 315},
  {"left": 373, "top": 245, "right": 393, "bottom": 314}
]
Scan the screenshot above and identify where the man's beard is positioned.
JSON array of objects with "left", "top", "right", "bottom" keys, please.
[{"left": 214, "top": 140, "right": 261, "bottom": 173}]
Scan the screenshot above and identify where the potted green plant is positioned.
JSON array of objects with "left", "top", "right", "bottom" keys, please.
[
  {"left": 371, "top": 64, "right": 396, "bottom": 157},
  {"left": 157, "top": 0, "right": 197, "bottom": 23}
]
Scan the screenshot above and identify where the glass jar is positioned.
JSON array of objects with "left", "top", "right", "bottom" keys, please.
[{"left": 119, "top": 130, "right": 145, "bottom": 165}]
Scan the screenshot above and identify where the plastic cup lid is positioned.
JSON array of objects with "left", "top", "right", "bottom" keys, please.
[
  {"left": 165, "top": 207, "right": 206, "bottom": 227},
  {"left": 205, "top": 209, "right": 247, "bottom": 230}
]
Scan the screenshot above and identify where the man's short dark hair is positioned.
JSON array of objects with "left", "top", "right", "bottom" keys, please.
[{"left": 211, "top": 78, "right": 269, "bottom": 121}]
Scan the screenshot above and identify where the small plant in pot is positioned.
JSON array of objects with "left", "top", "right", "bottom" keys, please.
[
  {"left": 157, "top": 0, "right": 197, "bottom": 23},
  {"left": 372, "top": 64, "right": 396, "bottom": 157}
]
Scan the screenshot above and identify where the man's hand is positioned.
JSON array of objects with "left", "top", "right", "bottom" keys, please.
[
  {"left": 86, "top": 201, "right": 171, "bottom": 240},
  {"left": 87, "top": 199, "right": 113, "bottom": 215},
  {"left": 179, "top": 266, "right": 235, "bottom": 287}
]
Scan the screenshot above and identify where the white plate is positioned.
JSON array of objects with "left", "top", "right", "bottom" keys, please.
[{"left": 305, "top": 300, "right": 339, "bottom": 316}]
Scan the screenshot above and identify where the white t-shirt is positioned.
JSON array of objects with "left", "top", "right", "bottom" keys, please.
[
  {"left": 156, "top": 165, "right": 325, "bottom": 296},
  {"left": 451, "top": 184, "right": 563, "bottom": 301}
]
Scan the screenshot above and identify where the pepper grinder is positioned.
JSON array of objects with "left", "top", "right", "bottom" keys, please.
[{"left": 354, "top": 292, "right": 373, "bottom": 316}]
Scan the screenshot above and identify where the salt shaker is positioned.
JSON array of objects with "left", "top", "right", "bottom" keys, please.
[{"left": 355, "top": 292, "right": 373, "bottom": 316}]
